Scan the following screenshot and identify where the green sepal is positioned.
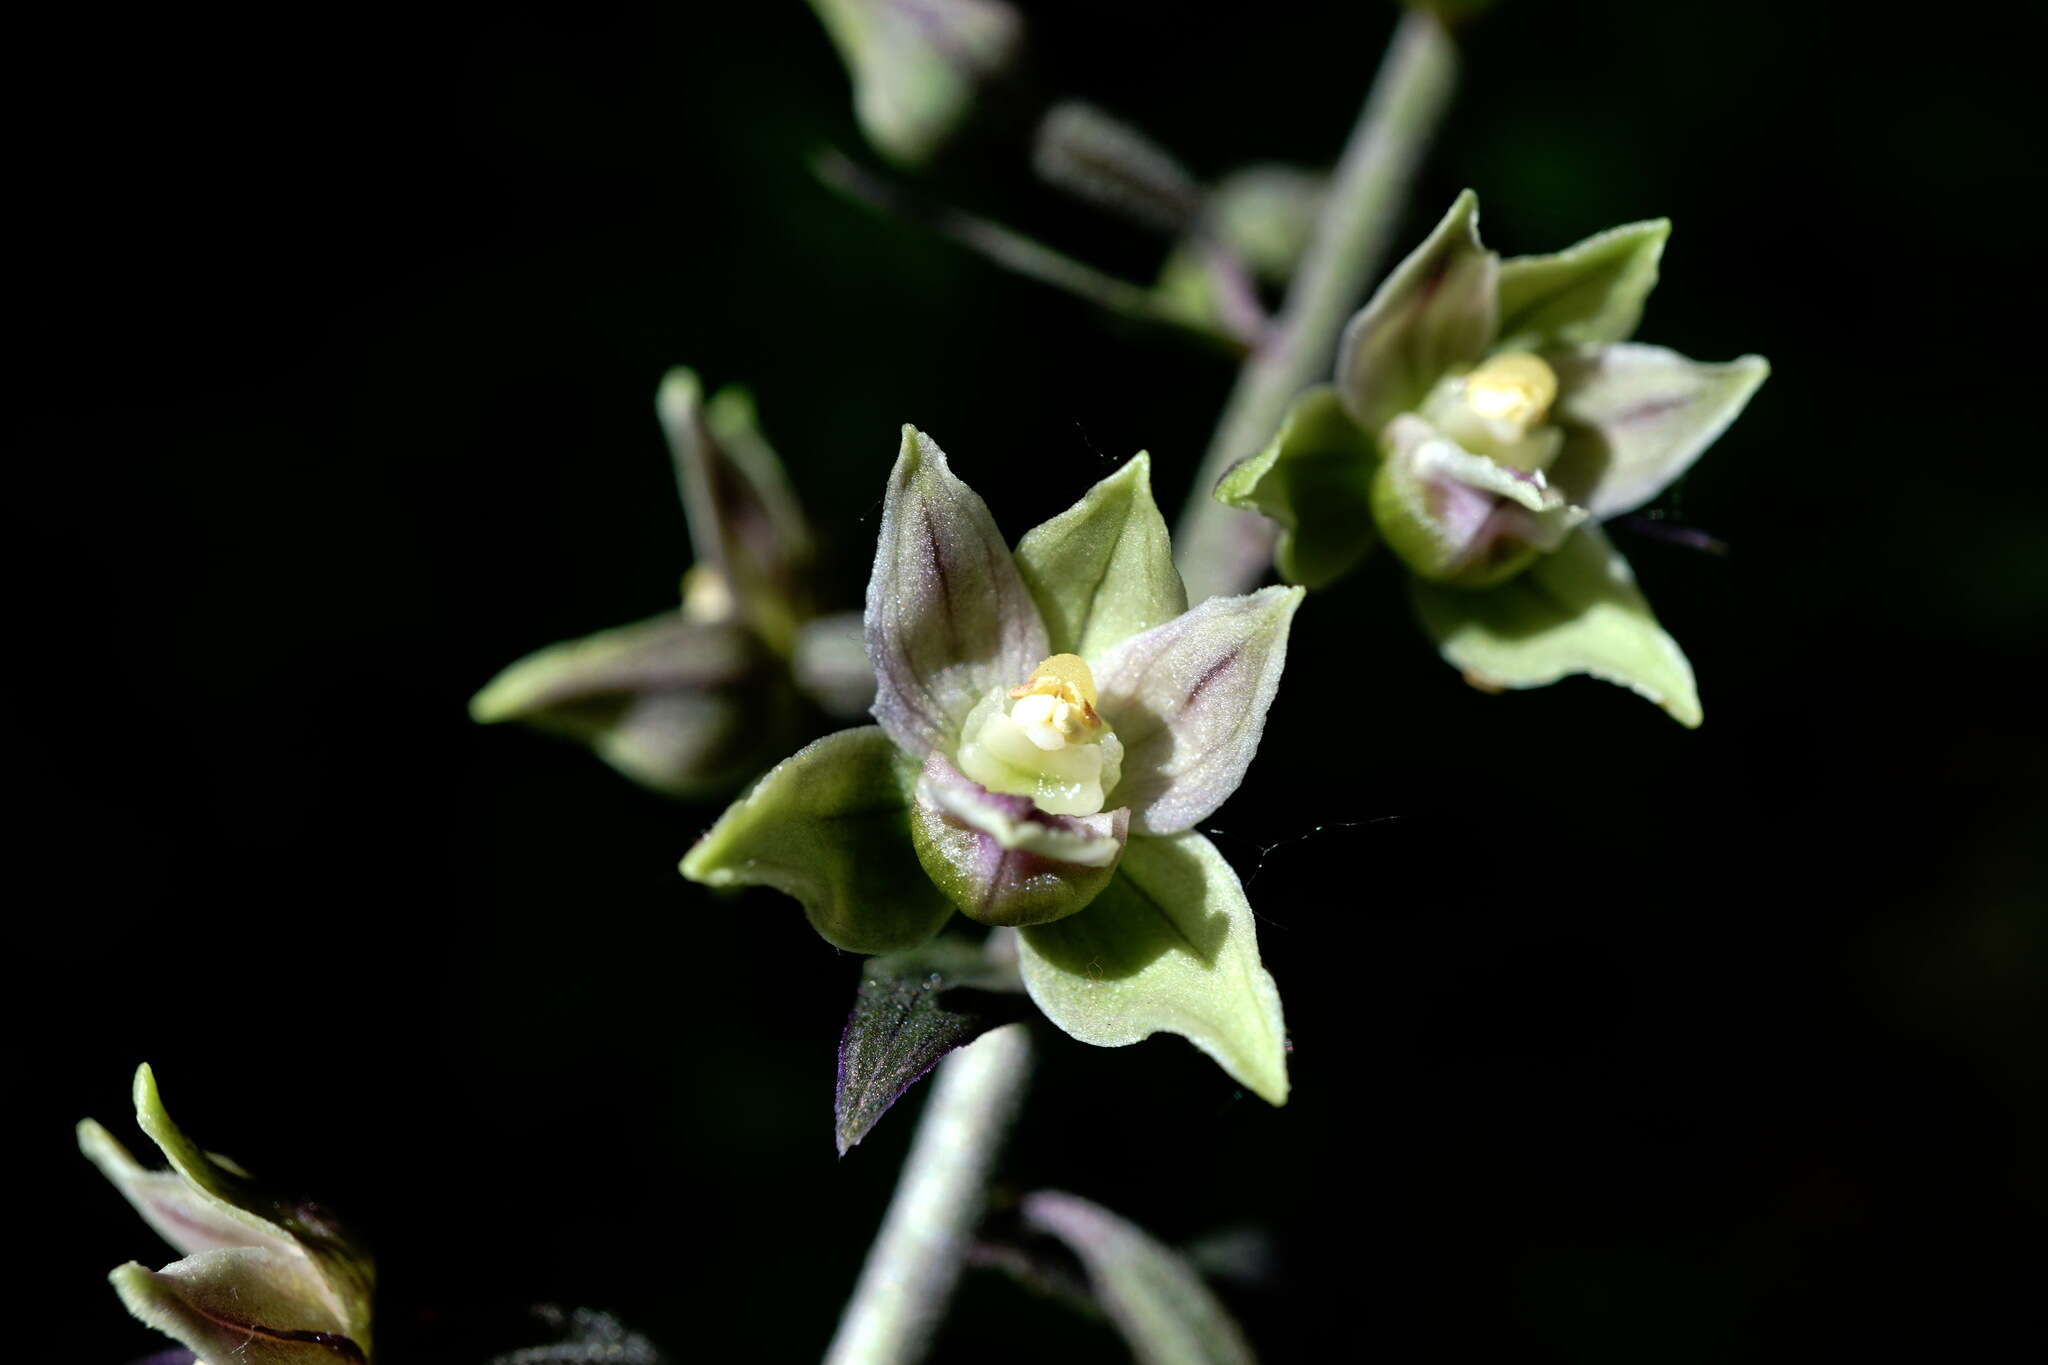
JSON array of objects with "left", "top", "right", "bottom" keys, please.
[
  {"left": 1494, "top": 219, "right": 1669, "bottom": 352},
  {"left": 836, "top": 937, "right": 1028, "bottom": 1154},
  {"left": 1213, "top": 385, "right": 1378, "bottom": 590},
  {"left": 1014, "top": 453, "right": 1188, "bottom": 658},
  {"left": 1410, "top": 523, "right": 1702, "bottom": 726},
  {"left": 1335, "top": 190, "right": 1499, "bottom": 433},
  {"left": 469, "top": 613, "right": 791, "bottom": 798},
  {"left": 681, "top": 726, "right": 955, "bottom": 954},
  {"left": 1018, "top": 832, "right": 1288, "bottom": 1104},
  {"left": 1020, "top": 1191, "right": 1258, "bottom": 1365},
  {"left": 806, "top": 0, "right": 1021, "bottom": 166}
]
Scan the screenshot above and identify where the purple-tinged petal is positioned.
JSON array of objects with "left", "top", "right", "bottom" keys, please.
[
  {"left": 1548, "top": 343, "right": 1770, "bottom": 519},
  {"left": 110, "top": 1248, "right": 363, "bottom": 1365},
  {"left": 865, "top": 427, "right": 1048, "bottom": 758},
  {"left": 910, "top": 752, "right": 1127, "bottom": 926},
  {"left": 1091, "top": 586, "right": 1303, "bottom": 835}
]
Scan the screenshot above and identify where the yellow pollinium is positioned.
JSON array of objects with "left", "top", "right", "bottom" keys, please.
[
  {"left": 1006, "top": 653, "right": 1102, "bottom": 749},
  {"left": 1463, "top": 352, "right": 1559, "bottom": 440}
]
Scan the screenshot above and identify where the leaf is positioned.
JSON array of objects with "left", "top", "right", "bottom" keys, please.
[
  {"left": 1014, "top": 453, "right": 1188, "bottom": 659},
  {"left": 865, "top": 426, "right": 1048, "bottom": 759},
  {"left": 681, "top": 727, "right": 955, "bottom": 954},
  {"left": 1494, "top": 219, "right": 1669, "bottom": 351},
  {"left": 1092, "top": 587, "right": 1304, "bottom": 836},
  {"left": 909, "top": 752, "right": 1128, "bottom": 927},
  {"left": 1213, "top": 386, "right": 1379, "bottom": 591},
  {"left": 1018, "top": 833, "right": 1288, "bottom": 1104},
  {"left": 469, "top": 613, "right": 783, "bottom": 797},
  {"left": 1410, "top": 523, "right": 1702, "bottom": 725},
  {"left": 1547, "top": 343, "right": 1771, "bottom": 519},
  {"left": 1335, "top": 190, "right": 1499, "bottom": 433},
  {"left": 658, "top": 367, "right": 816, "bottom": 654},
  {"left": 835, "top": 938, "right": 1029, "bottom": 1153},
  {"left": 1021, "top": 1191, "right": 1259, "bottom": 1365},
  {"left": 110, "top": 1249, "right": 364, "bottom": 1365}
]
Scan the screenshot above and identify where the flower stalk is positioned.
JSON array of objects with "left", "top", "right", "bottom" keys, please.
[
  {"left": 823, "top": 1023, "right": 1034, "bottom": 1365},
  {"left": 1176, "top": 8, "right": 1458, "bottom": 601}
]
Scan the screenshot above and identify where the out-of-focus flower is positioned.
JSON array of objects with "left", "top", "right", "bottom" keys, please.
[
  {"left": 1218, "top": 192, "right": 1767, "bottom": 724},
  {"left": 470, "top": 370, "right": 871, "bottom": 797},
  {"left": 684, "top": 431, "right": 1298, "bottom": 1102},
  {"left": 808, "top": 0, "right": 1022, "bottom": 166}
]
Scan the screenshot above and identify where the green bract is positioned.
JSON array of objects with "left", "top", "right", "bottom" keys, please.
[
  {"left": 684, "top": 429, "right": 1299, "bottom": 1103},
  {"left": 1216, "top": 191, "right": 1768, "bottom": 725},
  {"left": 471, "top": 368, "right": 871, "bottom": 796},
  {"left": 79, "top": 1065, "right": 374, "bottom": 1364}
]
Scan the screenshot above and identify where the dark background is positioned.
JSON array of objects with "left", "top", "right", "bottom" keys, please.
[{"left": 18, "top": 1, "right": 2043, "bottom": 1360}]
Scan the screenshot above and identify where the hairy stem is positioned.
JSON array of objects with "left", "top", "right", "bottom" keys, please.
[
  {"left": 1175, "top": 11, "right": 1459, "bottom": 601},
  {"left": 822, "top": 1023, "right": 1034, "bottom": 1365}
]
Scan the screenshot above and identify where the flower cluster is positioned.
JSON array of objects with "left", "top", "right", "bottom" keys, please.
[
  {"left": 684, "top": 430, "right": 1298, "bottom": 1102},
  {"left": 1219, "top": 192, "right": 1767, "bottom": 724}
]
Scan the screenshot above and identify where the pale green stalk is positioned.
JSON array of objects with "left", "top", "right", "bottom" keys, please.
[{"left": 1175, "top": 10, "right": 1459, "bottom": 601}]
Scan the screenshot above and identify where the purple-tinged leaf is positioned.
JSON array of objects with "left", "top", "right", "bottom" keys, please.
[
  {"left": 835, "top": 937, "right": 1028, "bottom": 1154},
  {"left": 909, "top": 752, "right": 1128, "bottom": 926},
  {"left": 1092, "top": 586, "right": 1303, "bottom": 835},
  {"left": 865, "top": 427, "right": 1047, "bottom": 758},
  {"left": 1020, "top": 1191, "right": 1259, "bottom": 1365}
]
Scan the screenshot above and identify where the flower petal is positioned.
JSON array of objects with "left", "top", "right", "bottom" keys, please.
[
  {"left": 1410, "top": 523, "right": 1702, "bottom": 725},
  {"left": 681, "top": 727, "right": 955, "bottom": 953},
  {"left": 1092, "top": 586, "right": 1303, "bottom": 835},
  {"left": 1335, "top": 190, "right": 1499, "bottom": 434},
  {"left": 1212, "top": 385, "right": 1380, "bottom": 590},
  {"left": 1013, "top": 452, "right": 1188, "bottom": 658},
  {"left": 865, "top": 426, "right": 1048, "bottom": 758},
  {"left": 1371, "top": 414, "right": 1587, "bottom": 589},
  {"left": 1548, "top": 343, "right": 1770, "bottom": 520},
  {"left": 1493, "top": 219, "right": 1669, "bottom": 351},
  {"left": 910, "top": 752, "right": 1128, "bottom": 926},
  {"left": 1018, "top": 832, "right": 1288, "bottom": 1105},
  {"left": 658, "top": 368, "right": 816, "bottom": 653},
  {"left": 110, "top": 1248, "right": 362, "bottom": 1365}
]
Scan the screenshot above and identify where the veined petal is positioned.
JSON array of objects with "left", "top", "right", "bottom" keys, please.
[
  {"left": 865, "top": 427, "right": 1048, "bottom": 758},
  {"left": 1336, "top": 190, "right": 1500, "bottom": 434},
  {"left": 1411, "top": 523, "right": 1702, "bottom": 725},
  {"left": 911, "top": 752, "right": 1128, "bottom": 926},
  {"left": 1494, "top": 219, "right": 1669, "bottom": 351},
  {"left": 1018, "top": 832, "right": 1288, "bottom": 1105},
  {"left": 111, "top": 1248, "right": 363, "bottom": 1365},
  {"left": 1212, "top": 385, "right": 1379, "bottom": 591},
  {"left": 1014, "top": 453, "right": 1187, "bottom": 659},
  {"left": 1092, "top": 586, "right": 1302, "bottom": 835},
  {"left": 682, "top": 727, "right": 955, "bottom": 953},
  {"left": 1548, "top": 343, "right": 1769, "bottom": 519}
]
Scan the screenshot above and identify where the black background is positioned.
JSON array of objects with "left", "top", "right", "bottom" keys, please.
[{"left": 18, "top": 2, "right": 2044, "bottom": 1360}]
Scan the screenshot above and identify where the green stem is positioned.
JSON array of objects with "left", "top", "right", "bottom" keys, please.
[
  {"left": 822, "top": 1023, "right": 1034, "bottom": 1365},
  {"left": 1174, "top": 10, "right": 1459, "bottom": 601}
]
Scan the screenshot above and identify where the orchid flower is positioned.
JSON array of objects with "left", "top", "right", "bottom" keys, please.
[
  {"left": 684, "top": 430, "right": 1301, "bottom": 1103},
  {"left": 1217, "top": 192, "right": 1768, "bottom": 725},
  {"left": 79, "top": 1065, "right": 374, "bottom": 1365}
]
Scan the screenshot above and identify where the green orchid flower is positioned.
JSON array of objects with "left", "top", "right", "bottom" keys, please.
[
  {"left": 684, "top": 429, "right": 1300, "bottom": 1103},
  {"left": 471, "top": 369, "right": 872, "bottom": 797},
  {"left": 1217, "top": 191, "right": 1768, "bottom": 725},
  {"left": 79, "top": 1065, "right": 374, "bottom": 1365},
  {"left": 807, "top": 0, "right": 1022, "bottom": 167}
]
